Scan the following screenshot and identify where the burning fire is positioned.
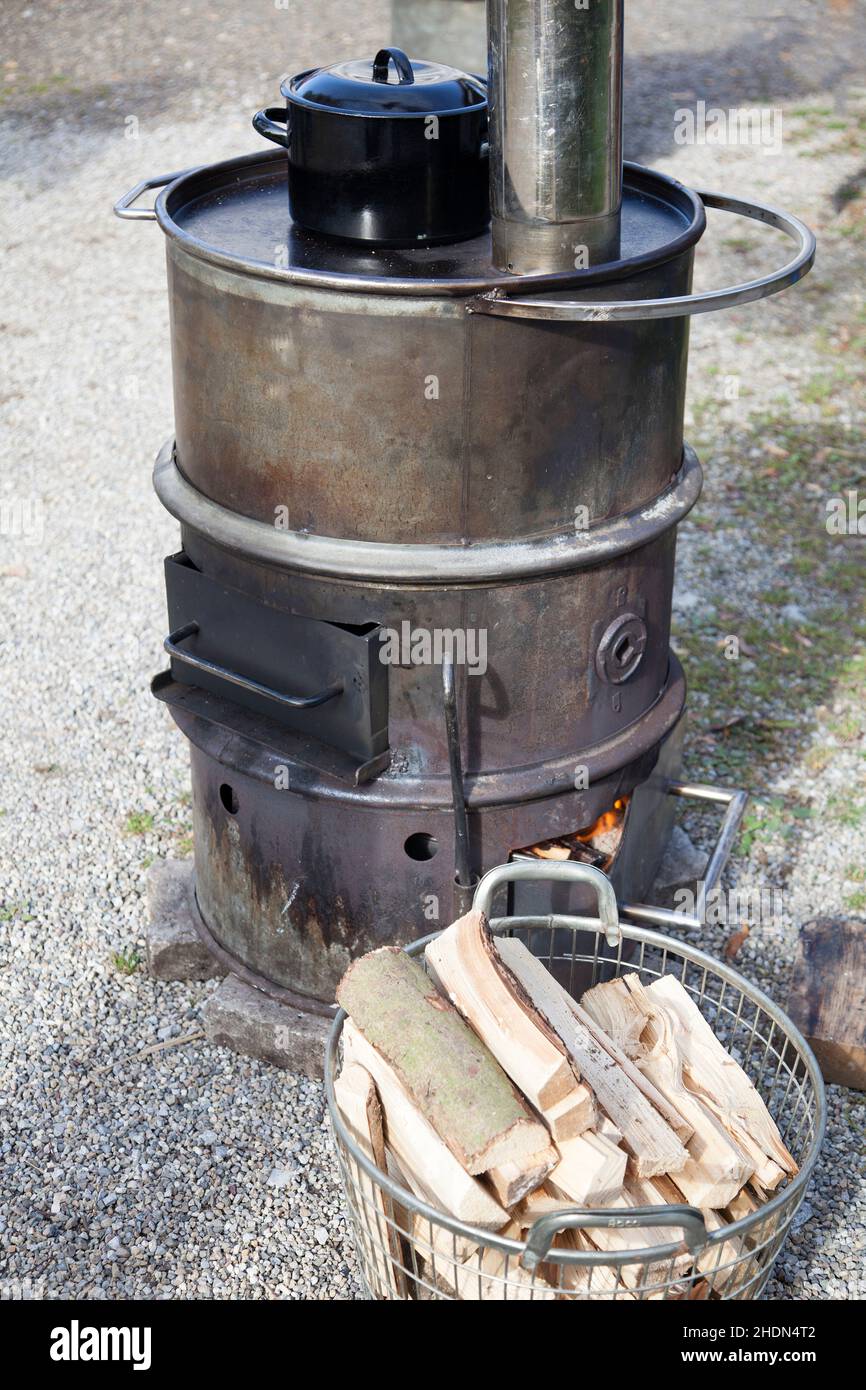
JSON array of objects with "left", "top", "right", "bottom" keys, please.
[
  {"left": 515, "top": 797, "right": 629, "bottom": 871},
  {"left": 574, "top": 798, "right": 627, "bottom": 844}
]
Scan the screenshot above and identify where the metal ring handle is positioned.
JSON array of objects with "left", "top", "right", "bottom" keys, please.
[
  {"left": 372, "top": 47, "right": 415, "bottom": 84},
  {"left": 522, "top": 1205, "right": 708, "bottom": 1272},
  {"left": 469, "top": 190, "right": 815, "bottom": 321},
  {"left": 165, "top": 621, "right": 343, "bottom": 710},
  {"left": 473, "top": 860, "right": 621, "bottom": 949},
  {"left": 113, "top": 168, "right": 194, "bottom": 221},
  {"left": 252, "top": 107, "right": 290, "bottom": 149}
]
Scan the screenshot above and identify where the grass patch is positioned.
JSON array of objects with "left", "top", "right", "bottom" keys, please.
[
  {"left": 679, "top": 419, "right": 866, "bottom": 794},
  {"left": 112, "top": 947, "right": 142, "bottom": 975}
]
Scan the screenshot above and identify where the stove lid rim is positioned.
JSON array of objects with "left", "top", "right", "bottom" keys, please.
[{"left": 152, "top": 153, "right": 705, "bottom": 297}]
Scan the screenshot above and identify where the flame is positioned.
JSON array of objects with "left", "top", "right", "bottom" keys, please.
[
  {"left": 515, "top": 796, "right": 630, "bottom": 868},
  {"left": 575, "top": 797, "right": 628, "bottom": 843}
]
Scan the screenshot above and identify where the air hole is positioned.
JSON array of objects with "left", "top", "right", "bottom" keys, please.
[
  {"left": 219, "top": 783, "right": 239, "bottom": 815},
  {"left": 404, "top": 832, "right": 439, "bottom": 862}
]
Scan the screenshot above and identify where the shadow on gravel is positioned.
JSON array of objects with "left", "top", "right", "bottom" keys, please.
[{"left": 624, "top": 23, "right": 859, "bottom": 165}]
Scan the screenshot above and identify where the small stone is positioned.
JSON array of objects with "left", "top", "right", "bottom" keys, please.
[{"left": 653, "top": 825, "right": 710, "bottom": 890}]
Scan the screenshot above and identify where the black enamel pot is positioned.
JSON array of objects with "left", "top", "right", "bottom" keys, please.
[{"left": 252, "top": 47, "right": 488, "bottom": 247}]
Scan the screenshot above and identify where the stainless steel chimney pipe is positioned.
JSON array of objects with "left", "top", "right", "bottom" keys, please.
[{"left": 487, "top": 0, "right": 624, "bottom": 274}]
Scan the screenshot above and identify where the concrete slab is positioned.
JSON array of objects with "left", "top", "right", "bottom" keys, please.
[
  {"left": 146, "top": 858, "right": 226, "bottom": 982},
  {"left": 202, "top": 974, "right": 333, "bottom": 1079}
]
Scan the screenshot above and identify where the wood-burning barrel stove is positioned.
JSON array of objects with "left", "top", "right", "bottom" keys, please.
[{"left": 115, "top": 1, "right": 814, "bottom": 1013}]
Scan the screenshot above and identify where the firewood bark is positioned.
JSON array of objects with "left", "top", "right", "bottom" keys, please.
[
  {"left": 334, "top": 1063, "right": 407, "bottom": 1298},
  {"left": 582, "top": 975, "right": 754, "bottom": 1206},
  {"left": 495, "top": 936, "right": 689, "bottom": 1177},
  {"left": 337, "top": 946, "right": 548, "bottom": 1173},
  {"left": 645, "top": 974, "right": 797, "bottom": 1176},
  {"left": 342, "top": 1021, "right": 508, "bottom": 1230},
  {"left": 787, "top": 915, "right": 866, "bottom": 1090},
  {"left": 425, "top": 910, "right": 575, "bottom": 1112},
  {"left": 486, "top": 1144, "right": 559, "bottom": 1208},
  {"left": 548, "top": 1131, "right": 627, "bottom": 1206}
]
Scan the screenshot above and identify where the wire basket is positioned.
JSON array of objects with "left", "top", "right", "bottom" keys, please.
[{"left": 326, "top": 862, "right": 825, "bottom": 1301}]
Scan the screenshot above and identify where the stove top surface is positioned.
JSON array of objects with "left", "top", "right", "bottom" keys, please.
[{"left": 160, "top": 150, "right": 705, "bottom": 296}]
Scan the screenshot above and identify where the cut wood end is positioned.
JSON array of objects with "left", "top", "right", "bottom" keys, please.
[{"left": 486, "top": 1143, "right": 559, "bottom": 1208}]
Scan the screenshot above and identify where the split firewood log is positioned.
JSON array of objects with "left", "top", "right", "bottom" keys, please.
[
  {"left": 337, "top": 946, "right": 549, "bottom": 1173},
  {"left": 334, "top": 1063, "right": 407, "bottom": 1298},
  {"left": 582, "top": 975, "right": 754, "bottom": 1207},
  {"left": 487, "top": 1144, "right": 560, "bottom": 1208},
  {"left": 643, "top": 975, "right": 797, "bottom": 1177},
  {"left": 649, "top": 1174, "right": 743, "bottom": 1294},
  {"left": 556, "top": 1229, "right": 636, "bottom": 1300},
  {"left": 597, "top": 1113, "right": 624, "bottom": 1145},
  {"left": 724, "top": 1186, "right": 762, "bottom": 1223},
  {"left": 542, "top": 1082, "right": 596, "bottom": 1141},
  {"left": 494, "top": 936, "right": 689, "bottom": 1177},
  {"left": 420, "top": 1219, "right": 556, "bottom": 1301},
  {"left": 548, "top": 1131, "right": 627, "bottom": 1206},
  {"left": 582, "top": 1178, "right": 695, "bottom": 1291},
  {"left": 694, "top": 1208, "right": 746, "bottom": 1292},
  {"left": 569, "top": 996, "right": 693, "bottom": 1142},
  {"left": 425, "top": 910, "right": 576, "bottom": 1112},
  {"left": 411, "top": 1209, "right": 480, "bottom": 1273},
  {"left": 342, "top": 1021, "right": 508, "bottom": 1230}
]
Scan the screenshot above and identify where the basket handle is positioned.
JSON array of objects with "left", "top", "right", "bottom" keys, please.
[
  {"left": 522, "top": 1204, "right": 708, "bottom": 1272},
  {"left": 473, "top": 860, "right": 621, "bottom": 949}
]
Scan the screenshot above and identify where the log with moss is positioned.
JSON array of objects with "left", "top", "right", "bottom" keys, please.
[{"left": 337, "top": 947, "right": 550, "bottom": 1175}]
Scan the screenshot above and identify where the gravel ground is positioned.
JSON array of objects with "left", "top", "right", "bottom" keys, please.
[{"left": 1, "top": 1, "right": 864, "bottom": 1301}]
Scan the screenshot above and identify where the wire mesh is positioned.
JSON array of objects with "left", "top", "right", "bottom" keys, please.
[{"left": 326, "top": 918, "right": 825, "bottom": 1301}]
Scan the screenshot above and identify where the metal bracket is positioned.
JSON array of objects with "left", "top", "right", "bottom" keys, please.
[
  {"left": 619, "top": 780, "right": 749, "bottom": 931},
  {"left": 443, "top": 655, "right": 479, "bottom": 917}
]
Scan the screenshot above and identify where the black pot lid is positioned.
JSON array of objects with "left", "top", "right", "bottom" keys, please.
[{"left": 283, "top": 47, "right": 487, "bottom": 116}]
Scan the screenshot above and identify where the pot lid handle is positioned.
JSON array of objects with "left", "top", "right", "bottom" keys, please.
[{"left": 372, "top": 47, "right": 415, "bottom": 85}]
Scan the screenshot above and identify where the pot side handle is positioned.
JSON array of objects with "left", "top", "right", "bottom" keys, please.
[
  {"left": 252, "top": 107, "right": 290, "bottom": 148},
  {"left": 113, "top": 168, "right": 197, "bottom": 221}
]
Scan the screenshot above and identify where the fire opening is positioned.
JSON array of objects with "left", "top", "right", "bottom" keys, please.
[{"left": 513, "top": 797, "right": 630, "bottom": 872}]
